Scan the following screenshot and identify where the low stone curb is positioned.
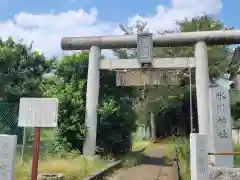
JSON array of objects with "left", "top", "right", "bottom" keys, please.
[
  {"left": 83, "top": 160, "right": 122, "bottom": 180},
  {"left": 84, "top": 141, "right": 154, "bottom": 180},
  {"left": 172, "top": 157, "right": 181, "bottom": 180},
  {"left": 37, "top": 173, "right": 64, "bottom": 180}
]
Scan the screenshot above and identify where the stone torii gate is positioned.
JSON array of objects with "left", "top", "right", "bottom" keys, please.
[{"left": 61, "top": 30, "right": 240, "bottom": 156}]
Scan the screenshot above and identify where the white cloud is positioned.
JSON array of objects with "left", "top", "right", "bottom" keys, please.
[
  {"left": 0, "top": 8, "right": 116, "bottom": 57},
  {"left": 127, "top": 0, "right": 222, "bottom": 33},
  {"left": 0, "top": 0, "right": 222, "bottom": 57}
]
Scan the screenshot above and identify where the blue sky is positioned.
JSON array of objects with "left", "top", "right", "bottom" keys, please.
[
  {"left": 0, "top": 0, "right": 171, "bottom": 22},
  {"left": 0, "top": 0, "right": 237, "bottom": 26},
  {"left": 219, "top": 1, "right": 240, "bottom": 28},
  {"left": 0, "top": 0, "right": 237, "bottom": 56}
]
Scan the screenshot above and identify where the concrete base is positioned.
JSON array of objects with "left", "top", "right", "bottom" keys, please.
[
  {"left": 209, "top": 166, "right": 240, "bottom": 180},
  {"left": 37, "top": 173, "right": 64, "bottom": 180},
  {"left": 84, "top": 155, "right": 96, "bottom": 161}
]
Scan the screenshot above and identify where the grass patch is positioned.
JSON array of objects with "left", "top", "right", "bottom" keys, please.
[
  {"left": 132, "top": 139, "right": 150, "bottom": 151},
  {"left": 162, "top": 137, "right": 190, "bottom": 180},
  {"left": 15, "top": 128, "right": 110, "bottom": 180},
  {"left": 15, "top": 150, "right": 110, "bottom": 180},
  {"left": 15, "top": 139, "right": 152, "bottom": 180},
  {"left": 234, "top": 144, "right": 240, "bottom": 167}
]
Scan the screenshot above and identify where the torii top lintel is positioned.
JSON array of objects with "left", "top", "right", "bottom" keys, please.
[{"left": 61, "top": 30, "right": 240, "bottom": 51}]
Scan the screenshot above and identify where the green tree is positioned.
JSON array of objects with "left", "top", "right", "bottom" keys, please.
[
  {"left": 0, "top": 38, "right": 55, "bottom": 102},
  {"left": 0, "top": 37, "right": 54, "bottom": 143}
]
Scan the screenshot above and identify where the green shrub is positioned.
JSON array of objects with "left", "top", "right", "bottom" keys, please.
[{"left": 97, "top": 98, "right": 137, "bottom": 155}]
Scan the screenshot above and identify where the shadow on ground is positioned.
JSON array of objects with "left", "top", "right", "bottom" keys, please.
[
  {"left": 102, "top": 144, "right": 177, "bottom": 180},
  {"left": 121, "top": 146, "right": 172, "bottom": 168},
  {"left": 141, "top": 154, "right": 172, "bottom": 166}
]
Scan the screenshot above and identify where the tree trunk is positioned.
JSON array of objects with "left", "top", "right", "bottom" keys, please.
[
  {"left": 150, "top": 112, "right": 156, "bottom": 141},
  {"left": 237, "top": 129, "right": 240, "bottom": 145}
]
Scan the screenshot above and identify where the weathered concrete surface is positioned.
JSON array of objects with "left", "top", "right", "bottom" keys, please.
[{"left": 209, "top": 166, "right": 240, "bottom": 180}]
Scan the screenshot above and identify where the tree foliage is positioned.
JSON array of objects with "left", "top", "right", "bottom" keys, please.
[
  {"left": 0, "top": 38, "right": 55, "bottom": 102},
  {"left": 0, "top": 38, "right": 54, "bottom": 143}
]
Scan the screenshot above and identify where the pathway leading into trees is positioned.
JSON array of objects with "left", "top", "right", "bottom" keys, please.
[{"left": 106, "top": 145, "right": 175, "bottom": 180}]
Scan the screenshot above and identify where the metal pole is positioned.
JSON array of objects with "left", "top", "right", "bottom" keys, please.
[
  {"left": 189, "top": 67, "right": 194, "bottom": 133},
  {"left": 194, "top": 41, "right": 210, "bottom": 135},
  {"left": 83, "top": 46, "right": 101, "bottom": 157}
]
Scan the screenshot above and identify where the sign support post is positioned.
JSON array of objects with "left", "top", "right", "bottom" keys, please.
[{"left": 31, "top": 127, "right": 40, "bottom": 180}]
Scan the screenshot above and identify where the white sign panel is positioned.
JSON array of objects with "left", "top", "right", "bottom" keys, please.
[
  {"left": 190, "top": 133, "right": 208, "bottom": 180},
  {"left": 0, "top": 135, "right": 17, "bottom": 180},
  {"left": 209, "top": 86, "right": 234, "bottom": 167},
  {"left": 18, "top": 98, "right": 58, "bottom": 127}
]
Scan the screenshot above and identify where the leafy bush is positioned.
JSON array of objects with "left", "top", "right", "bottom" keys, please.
[{"left": 97, "top": 98, "right": 137, "bottom": 155}]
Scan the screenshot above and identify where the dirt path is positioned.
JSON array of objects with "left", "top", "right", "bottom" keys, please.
[{"left": 106, "top": 145, "right": 175, "bottom": 180}]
